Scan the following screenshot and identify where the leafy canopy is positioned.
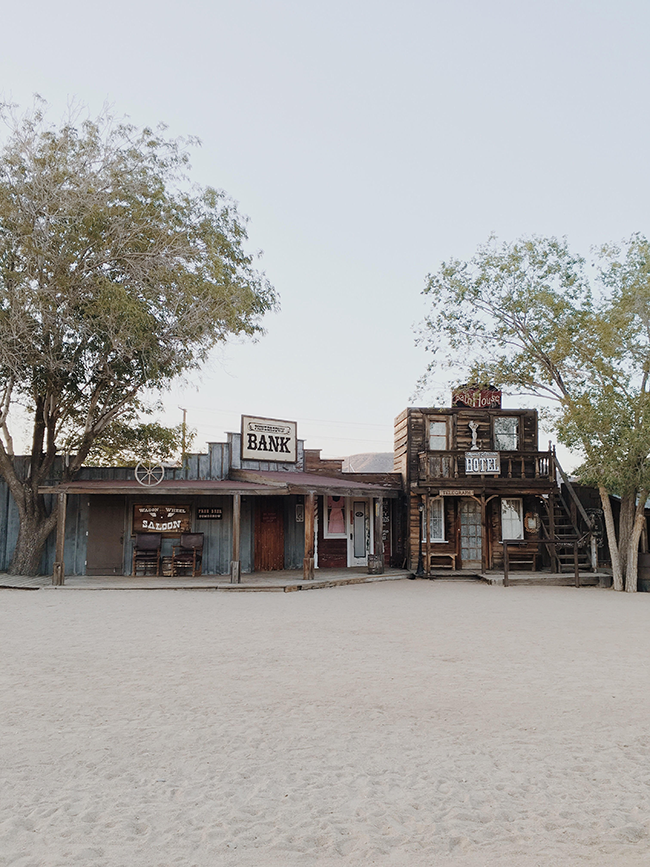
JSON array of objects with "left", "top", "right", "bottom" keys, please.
[
  {"left": 0, "top": 102, "right": 277, "bottom": 474},
  {"left": 418, "top": 234, "right": 650, "bottom": 499}
]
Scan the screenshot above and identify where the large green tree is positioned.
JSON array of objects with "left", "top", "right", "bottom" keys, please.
[
  {"left": 418, "top": 234, "right": 650, "bottom": 592},
  {"left": 0, "top": 103, "right": 277, "bottom": 575}
]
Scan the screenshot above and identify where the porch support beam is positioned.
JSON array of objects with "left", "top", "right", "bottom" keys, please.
[
  {"left": 303, "top": 491, "right": 315, "bottom": 580},
  {"left": 52, "top": 491, "right": 67, "bottom": 586},
  {"left": 369, "top": 496, "right": 384, "bottom": 574},
  {"left": 230, "top": 493, "right": 241, "bottom": 584}
]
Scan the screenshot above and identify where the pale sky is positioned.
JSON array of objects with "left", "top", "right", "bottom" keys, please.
[{"left": 3, "top": 0, "right": 649, "bottom": 460}]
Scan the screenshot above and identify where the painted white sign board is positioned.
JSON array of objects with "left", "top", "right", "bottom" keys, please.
[{"left": 241, "top": 415, "right": 297, "bottom": 463}]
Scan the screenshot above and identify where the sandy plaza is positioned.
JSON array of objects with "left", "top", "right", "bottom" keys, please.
[{"left": 2, "top": 579, "right": 650, "bottom": 867}]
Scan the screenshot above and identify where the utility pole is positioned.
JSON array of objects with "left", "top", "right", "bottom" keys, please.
[{"left": 179, "top": 406, "right": 187, "bottom": 476}]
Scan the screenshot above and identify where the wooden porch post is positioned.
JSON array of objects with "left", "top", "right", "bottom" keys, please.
[
  {"left": 52, "top": 491, "right": 67, "bottom": 586},
  {"left": 303, "top": 491, "right": 315, "bottom": 580},
  {"left": 480, "top": 495, "right": 488, "bottom": 574},
  {"left": 230, "top": 493, "right": 241, "bottom": 584},
  {"left": 548, "top": 492, "right": 559, "bottom": 573},
  {"left": 369, "top": 496, "right": 384, "bottom": 574}
]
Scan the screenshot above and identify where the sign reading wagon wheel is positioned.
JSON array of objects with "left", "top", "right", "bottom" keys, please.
[{"left": 135, "top": 461, "right": 165, "bottom": 487}]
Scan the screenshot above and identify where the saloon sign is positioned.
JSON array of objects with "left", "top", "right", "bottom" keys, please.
[
  {"left": 133, "top": 504, "right": 192, "bottom": 534},
  {"left": 241, "top": 415, "right": 297, "bottom": 463}
]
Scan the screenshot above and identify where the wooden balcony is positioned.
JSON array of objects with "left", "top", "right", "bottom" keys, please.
[{"left": 418, "top": 450, "right": 555, "bottom": 482}]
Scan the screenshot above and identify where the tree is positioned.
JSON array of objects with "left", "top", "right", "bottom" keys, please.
[
  {"left": 82, "top": 403, "right": 195, "bottom": 466},
  {"left": 0, "top": 102, "right": 277, "bottom": 574},
  {"left": 418, "top": 234, "right": 650, "bottom": 592}
]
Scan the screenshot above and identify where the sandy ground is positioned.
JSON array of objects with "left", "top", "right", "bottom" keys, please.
[{"left": 2, "top": 580, "right": 650, "bottom": 867}]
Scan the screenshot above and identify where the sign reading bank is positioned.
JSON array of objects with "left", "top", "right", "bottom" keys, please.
[{"left": 241, "top": 415, "right": 297, "bottom": 463}]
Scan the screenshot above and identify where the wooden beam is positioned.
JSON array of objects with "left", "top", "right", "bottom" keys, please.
[
  {"left": 52, "top": 491, "right": 67, "bottom": 586},
  {"left": 303, "top": 491, "right": 315, "bottom": 580},
  {"left": 230, "top": 493, "right": 241, "bottom": 584},
  {"left": 368, "top": 496, "right": 384, "bottom": 574}
]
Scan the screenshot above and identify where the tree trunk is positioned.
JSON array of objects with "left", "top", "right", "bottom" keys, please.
[
  {"left": 8, "top": 496, "right": 58, "bottom": 576},
  {"left": 625, "top": 491, "right": 649, "bottom": 593},
  {"left": 618, "top": 492, "right": 637, "bottom": 581},
  {"left": 599, "top": 486, "right": 623, "bottom": 591}
]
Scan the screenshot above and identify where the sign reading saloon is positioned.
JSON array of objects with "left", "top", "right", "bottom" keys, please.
[
  {"left": 241, "top": 415, "right": 297, "bottom": 463},
  {"left": 133, "top": 505, "right": 191, "bottom": 534},
  {"left": 465, "top": 452, "right": 501, "bottom": 475}
]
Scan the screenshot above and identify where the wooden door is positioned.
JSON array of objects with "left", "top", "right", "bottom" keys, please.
[
  {"left": 348, "top": 499, "right": 370, "bottom": 566},
  {"left": 87, "top": 496, "right": 126, "bottom": 575},
  {"left": 459, "top": 499, "right": 482, "bottom": 569},
  {"left": 254, "top": 497, "right": 285, "bottom": 571}
]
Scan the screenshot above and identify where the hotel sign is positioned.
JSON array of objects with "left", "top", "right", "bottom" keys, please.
[
  {"left": 465, "top": 452, "right": 501, "bottom": 475},
  {"left": 241, "top": 415, "right": 297, "bottom": 463}
]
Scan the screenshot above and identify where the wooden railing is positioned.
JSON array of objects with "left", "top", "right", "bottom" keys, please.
[{"left": 418, "top": 450, "right": 555, "bottom": 482}]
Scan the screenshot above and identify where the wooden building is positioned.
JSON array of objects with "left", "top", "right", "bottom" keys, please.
[
  {"left": 394, "top": 389, "right": 562, "bottom": 574},
  {"left": 0, "top": 417, "right": 403, "bottom": 582}
]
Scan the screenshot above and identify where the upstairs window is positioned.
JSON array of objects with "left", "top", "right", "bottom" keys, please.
[
  {"left": 494, "top": 416, "right": 519, "bottom": 451},
  {"left": 429, "top": 420, "right": 447, "bottom": 450}
]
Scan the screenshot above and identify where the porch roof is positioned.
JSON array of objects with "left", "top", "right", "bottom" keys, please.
[{"left": 40, "top": 471, "right": 401, "bottom": 498}]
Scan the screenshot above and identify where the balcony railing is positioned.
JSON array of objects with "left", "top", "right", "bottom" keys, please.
[{"left": 418, "top": 450, "right": 555, "bottom": 482}]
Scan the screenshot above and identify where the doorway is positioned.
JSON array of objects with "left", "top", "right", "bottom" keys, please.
[
  {"left": 87, "top": 496, "right": 126, "bottom": 575},
  {"left": 459, "top": 498, "right": 482, "bottom": 569},
  {"left": 254, "top": 497, "right": 285, "bottom": 571},
  {"left": 348, "top": 499, "right": 372, "bottom": 566}
]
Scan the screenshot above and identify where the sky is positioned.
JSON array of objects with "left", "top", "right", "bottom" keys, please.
[{"left": 3, "top": 0, "right": 650, "bottom": 462}]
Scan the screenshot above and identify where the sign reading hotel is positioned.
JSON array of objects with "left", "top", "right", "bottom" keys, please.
[
  {"left": 241, "top": 415, "right": 297, "bottom": 463},
  {"left": 133, "top": 504, "right": 191, "bottom": 534},
  {"left": 465, "top": 452, "right": 501, "bottom": 475},
  {"left": 452, "top": 385, "right": 502, "bottom": 409}
]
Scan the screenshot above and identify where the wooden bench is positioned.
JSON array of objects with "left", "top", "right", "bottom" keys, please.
[
  {"left": 429, "top": 552, "right": 457, "bottom": 570},
  {"left": 503, "top": 541, "right": 537, "bottom": 573}
]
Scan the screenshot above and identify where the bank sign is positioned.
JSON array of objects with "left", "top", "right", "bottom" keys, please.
[{"left": 241, "top": 415, "right": 297, "bottom": 463}]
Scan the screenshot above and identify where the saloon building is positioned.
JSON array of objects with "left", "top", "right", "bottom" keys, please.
[{"left": 0, "top": 416, "right": 403, "bottom": 582}]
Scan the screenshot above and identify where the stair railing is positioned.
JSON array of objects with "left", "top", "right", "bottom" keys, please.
[{"left": 553, "top": 449, "right": 597, "bottom": 570}]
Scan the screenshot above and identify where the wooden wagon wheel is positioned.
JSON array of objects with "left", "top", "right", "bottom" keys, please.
[{"left": 134, "top": 461, "right": 165, "bottom": 487}]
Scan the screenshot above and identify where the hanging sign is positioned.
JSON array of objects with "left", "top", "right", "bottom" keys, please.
[
  {"left": 133, "top": 504, "right": 191, "bottom": 534},
  {"left": 440, "top": 489, "right": 475, "bottom": 496},
  {"left": 452, "top": 385, "right": 502, "bottom": 408},
  {"left": 241, "top": 415, "right": 297, "bottom": 463},
  {"left": 465, "top": 452, "right": 501, "bottom": 475}
]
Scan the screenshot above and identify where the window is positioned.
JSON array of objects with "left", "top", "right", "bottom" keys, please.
[
  {"left": 429, "top": 420, "right": 447, "bottom": 450},
  {"left": 501, "top": 498, "right": 523, "bottom": 540},
  {"left": 324, "top": 496, "right": 347, "bottom": 538},
  {"left": 494, "top": 416, "right": 519, "bottom": 450},
  {"left": 424, "top": 497, "right": 445, "bottom": 542}
]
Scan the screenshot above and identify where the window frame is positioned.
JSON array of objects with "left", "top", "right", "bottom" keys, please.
[
  {"left": 501, "top": 497, "right": 524, "bottom": 541},
  {"left": 423, "top": 496, "right": 446, "bottom": 543},
  {"left": 323, "top": 495, "right": 348, "bottom": 539},
  {"left": 493, "top": 416, "right": 520, "bottom": 451},
  {"left": 428, "top": 418, "right": 448, "bottom": 451}
]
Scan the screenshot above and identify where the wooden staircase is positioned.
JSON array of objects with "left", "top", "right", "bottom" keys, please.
[{"left": 541, "top": 455, "right": 595, "bottom": 573}]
